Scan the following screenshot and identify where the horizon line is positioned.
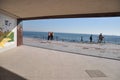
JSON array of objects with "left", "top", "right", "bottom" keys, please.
[{"left": 23, "top": 30, "right": 120, "bottom": 36}]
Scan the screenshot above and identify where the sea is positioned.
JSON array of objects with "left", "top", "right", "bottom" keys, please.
[{"left": 23, "top": 31, "right": 120, "bottom": 45}]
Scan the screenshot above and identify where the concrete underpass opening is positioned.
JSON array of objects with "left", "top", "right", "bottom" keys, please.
[{"left": 22, "top": 17, "right": 120, "bottom": 60}]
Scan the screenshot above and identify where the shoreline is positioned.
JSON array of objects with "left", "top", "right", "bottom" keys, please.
[
  {"left": 23, "top": 37, "right": 120, "bottom": 60},
  {"left": 23, "top": 31, "right": 120, "bottom": 45}
]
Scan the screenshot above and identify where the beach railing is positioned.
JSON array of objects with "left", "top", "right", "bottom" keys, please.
[{"left": 33, "top": 35, "right": 120, "bottom": 45}]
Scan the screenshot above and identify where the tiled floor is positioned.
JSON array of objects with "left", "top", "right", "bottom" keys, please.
[{"left": 0, "top": 45, "right": 120, "bottom": 80}]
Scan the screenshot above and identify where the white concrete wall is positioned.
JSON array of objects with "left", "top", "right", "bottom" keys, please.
[{"left": 0, "top": 12, "right": 17, "bottom": 53}]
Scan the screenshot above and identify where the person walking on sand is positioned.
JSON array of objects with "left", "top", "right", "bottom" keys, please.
[
  {"left": 90, "top": 34, "right": 93, "bottom": 42},
  {"left": 98, "top": 33, "right": 104, "bottom": 43}
]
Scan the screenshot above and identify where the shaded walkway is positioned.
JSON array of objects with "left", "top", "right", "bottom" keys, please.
[
  {"left": 0, "top": 45, "right": 120, "bottom": 80},
  {"left": 0, "top": 66, "right": 26, "bottom": 80}
]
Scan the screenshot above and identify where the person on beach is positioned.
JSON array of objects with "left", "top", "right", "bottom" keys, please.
[
  {"left": 81, "top": 36, "right": 83, "bottom": 42},
  {"left": 48, "top": 32, "right": 54, "bottom": 40},
  {"left": 50, "top": 32, "right": 54, "bottom": 40},
  {"left": 98, "top": 33, "right": 104, "bottom": 43},
  {"left": 90, "top": 35, "right": 92, "bottom": 42},
  {"left": 48, "top": 32, "right": 51, "bottom": 40}
]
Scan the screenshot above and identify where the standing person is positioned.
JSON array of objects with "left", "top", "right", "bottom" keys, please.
[
  {"left": 98, "top": 33, "right": 104, "bottom": 43},
  {"left": 90, "top": 34, "right": 93, "bottom": 42},
  {"left": 81, "top": 36, "right": 83, "bottom": 42},
  {"left": 50, "top": 32, "right": 54, "bottom": 40},
  {"left": 48, "top": 32, "right": 51, "bottom": 40}
]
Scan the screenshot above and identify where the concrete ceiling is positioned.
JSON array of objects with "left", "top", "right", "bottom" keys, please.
[{"left": 0, "top": 0, "right": 120, "bottom": 19}]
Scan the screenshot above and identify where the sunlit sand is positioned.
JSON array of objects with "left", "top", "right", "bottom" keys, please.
[{"left": 23, "top": 37, "right": 120, "bottom": 60}]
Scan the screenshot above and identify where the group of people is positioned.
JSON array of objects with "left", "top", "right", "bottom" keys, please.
[
  {"left": 48, "top": 32, "right": 54, "bottom": 40},
  {"left": 89, "top": 33, "right": 104, "bottom": 43},
  {"left": 48, "top": 32, "right": 104, "bottom": 43}
]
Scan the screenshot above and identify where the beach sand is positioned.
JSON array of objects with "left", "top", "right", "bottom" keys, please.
[{"left": 23, "top": 37, "right": 120, "bottom": 60}]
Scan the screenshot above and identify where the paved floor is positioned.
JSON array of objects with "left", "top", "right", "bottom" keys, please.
[{"left": 0, "top": 45, "right": 120, "bottom": 80}]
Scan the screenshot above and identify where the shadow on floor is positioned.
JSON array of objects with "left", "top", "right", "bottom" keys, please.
[{"left": 0, "top": 66, "right": 27, "bottom": 80}]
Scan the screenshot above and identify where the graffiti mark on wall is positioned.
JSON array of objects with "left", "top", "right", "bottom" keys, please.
[{"left": 0, "top": 19, "right": 14, "bottom": 48}]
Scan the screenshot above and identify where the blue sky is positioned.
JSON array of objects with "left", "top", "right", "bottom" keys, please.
[{"left": 23, "top": 17, "right": 120, "bottom": 36}]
